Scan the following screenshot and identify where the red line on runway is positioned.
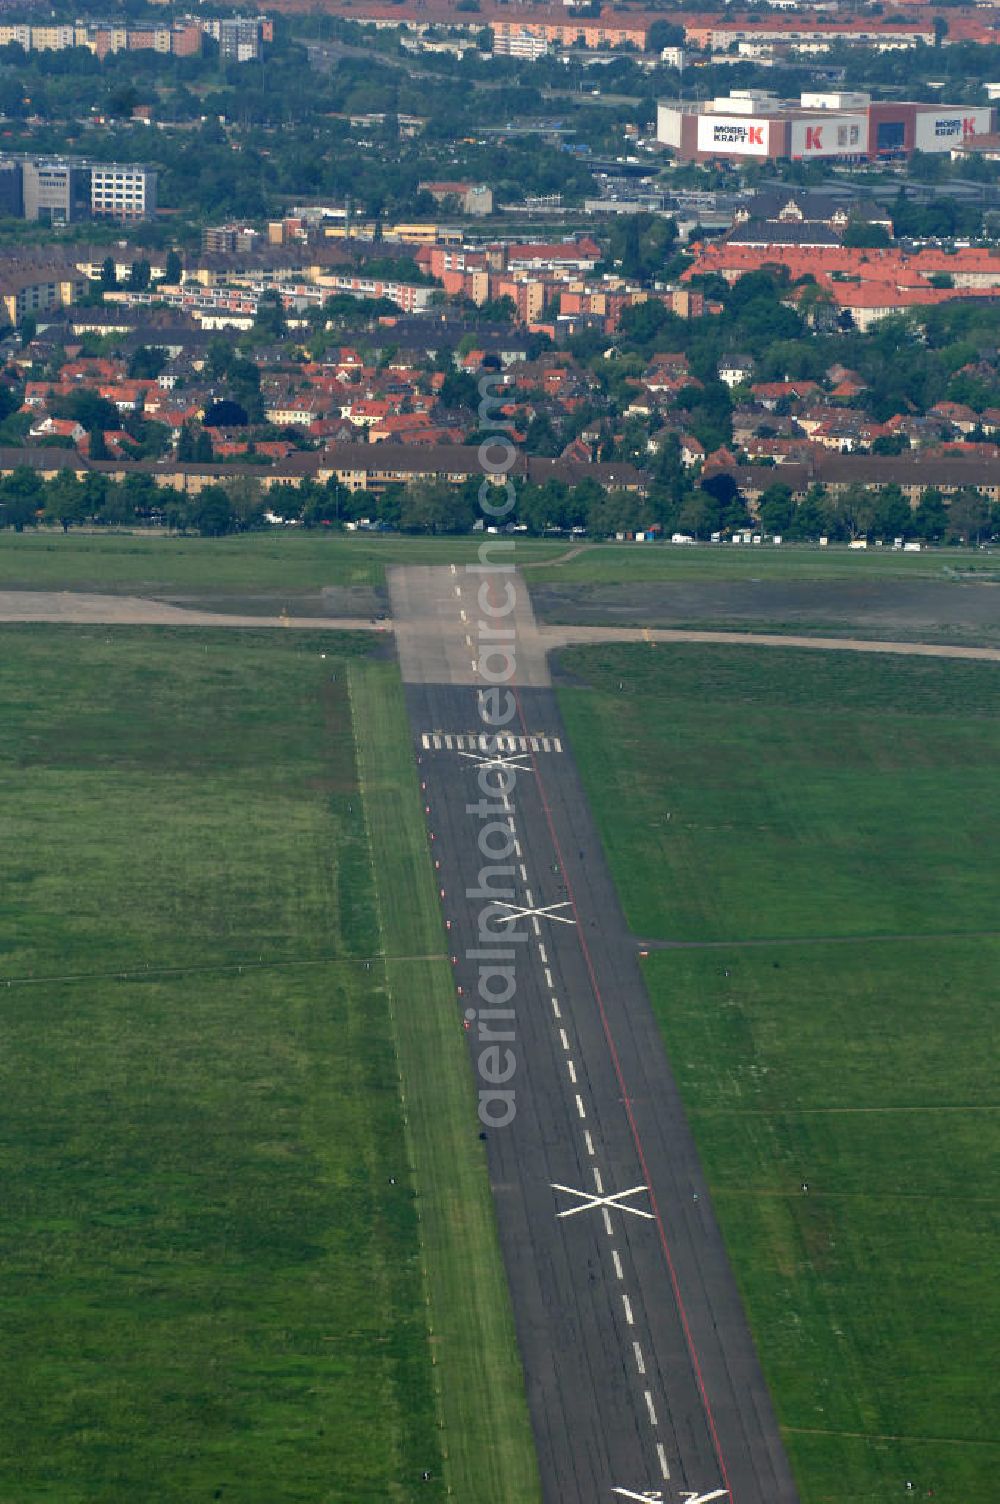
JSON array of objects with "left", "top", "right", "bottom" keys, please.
[{"left": 511, "top": 684, "right": 735, "bottom": 1504}]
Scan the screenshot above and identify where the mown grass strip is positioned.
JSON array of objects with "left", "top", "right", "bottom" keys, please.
[{"left": 349, "top": 659, "right": 540, "bottom": 1504}]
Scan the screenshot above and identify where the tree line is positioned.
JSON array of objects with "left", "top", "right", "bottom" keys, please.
[{"left": 0, "top": 464, "right": 995, "bottom": 545}]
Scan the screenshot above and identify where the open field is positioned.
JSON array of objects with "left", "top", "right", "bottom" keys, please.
[
  {"left": 0, "top": 532, "right": 560, "bottom": 613},
  {"left": 529, "top": 541, "right": 999, "bottom": 585},
  {"left": 0, "top": 625, "right": 533, "bottom": 1500},
  {"left": 0, "top": 532, "right": 993, "bottom": 619},
  {"left": 557, "top": 644, "right": 1000, "bottom": 1504}
]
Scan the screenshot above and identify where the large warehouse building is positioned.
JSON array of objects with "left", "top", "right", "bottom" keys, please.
[{"left": 657, "top": 92, "right": 994, "bottom": 163}]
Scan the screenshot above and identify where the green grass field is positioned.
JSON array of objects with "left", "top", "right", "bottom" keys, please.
[
  {"left": 529, "top": 541, "right": 997, "bottom": 585},
  {"left": 0, "top": 626, "right": 534, "bottom": 1501},
  {"left": 558, "top": 644, "right": 1000, "bottom": 1504},
  {"left": 0, "top": 531, "right": 561, "bottom": 603},
  {"left": 0, "top": 530, "right": 991, "bottom": 608}
]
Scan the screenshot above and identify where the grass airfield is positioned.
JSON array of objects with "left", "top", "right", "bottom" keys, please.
[
  {"left": 559, "top": 643, "right": 1000, "bottom": 1504},
  {"left": 0, "top": 626, "right": 535, "bottom": 1502}
]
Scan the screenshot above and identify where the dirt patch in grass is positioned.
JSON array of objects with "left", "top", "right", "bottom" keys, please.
[{"left": 532, "top": 578, "right": 1000, "bottom": 647}]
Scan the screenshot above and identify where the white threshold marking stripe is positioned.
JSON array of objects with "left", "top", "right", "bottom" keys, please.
[
  {"left": 657, "top": 1443, "right": 670, "bottom": 1480},
  {"left": 644, "top": 1391, "right": 658, "bottom": 1428},
  {"left": 633, "top": 1341, "right": 645, "bottom": 1376},
  {"left": 575, "top": 1094, "right": 586, "bottom": 1120},
  {"left": 584, "top": 1129, "right": 595, "bottom": 1156},
  {"left": 567, "top": 1060, "right": 577, "bottom": 1084},
  {"left": 622, "top": 1292, "right": 633, "bottom": 1325},
  {"left": 612, "top": 1249, "right": 623, "bottom": 1280}
]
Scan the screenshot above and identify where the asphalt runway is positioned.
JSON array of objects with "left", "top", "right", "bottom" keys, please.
[{"left": 390, "top": 566, "right": 800, "bottom": 1504}]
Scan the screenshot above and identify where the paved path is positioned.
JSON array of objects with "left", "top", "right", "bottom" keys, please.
[
  {"left": 0, "top": 590, "right": 385, "bottom": 631},
  {"left": 1, "top": 590, "right": 996, "bottom": 659},
  {"left": 392, "top": 565, "right": 799, "bottom": 1504},
  {"left": 542, "top": 624, "right": 1000, "bottom": 662}
]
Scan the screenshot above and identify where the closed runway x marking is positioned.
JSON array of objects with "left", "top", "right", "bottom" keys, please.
[{"left": 551, "top": 1182, "right": 654, "bottom": 1220}]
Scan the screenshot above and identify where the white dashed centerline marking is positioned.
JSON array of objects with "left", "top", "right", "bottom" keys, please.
[
  {"left": 520, "top": 864, "right": 528, "bottom": 882},
  {"left": 551, "top": 997, "right": 562, "bottom": 1019},
  {"left": 657, "top": 1443, "right": 670, "bottom": 1480},
  {"left": 633, "top": 1342, "right": 646, "bottom": 1376},
  {"left": 567, "top": 1060, "right": 577, "bottom": 1084},
  {"left": 584, "top": 1129, "right": 595, "bottom": 1157},
  {"left": 538, "top": 943, "right": 547, "bottom": 964},
  {"left": 612, "top": 1249, "right": 623, "bottom": 1280},
  {"left": 544, "top": 968, "right": 553, "bottom": 988},
  {"left": 644, "top": 1391, "right": 658, "bottom": 1428},
  {"left": 559, "top": 1028, "right": 569, "bottom": 1051},
  {"left": 622, "top": 1293, "right": 633, "bottom": 1325},
  {"left": 575, "top": 1094, "right": 586, "bottom": 1120},
  {"left": 525, "top": 888, "right": 534, "bottom": 907},
  {"left": 602, "top": 1207, "right": 614, "bottom": 1236},
  {"left": 592, "top": 1167, "right": 604, "bottom": 1194}
]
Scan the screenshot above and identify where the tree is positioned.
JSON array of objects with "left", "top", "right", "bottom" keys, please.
[
  {"left": 176, "top": 422, "right": 196, "bottom": 462},
  {"left": 44, "top": 469, "right": 86, "bottom": 531},
  {"left": 871, "top": 484, "right": 911, "bottom": 540},
  {"left": 128, "top": 345, "right": 167, "bottom": 381},
  {"left": 785, "top": 485, "right": 832, "bottom": 541},
  {"left": 842, "top": 221, "right": 891, "bottom": 250},
  {"left": 647, "top": 19, "right": 684, "bottom": 52},
  {"left": 195, "top": 428, "right": 215, "bottom": 463},
  {"left": 100, "top": 256, "right": 117, "bottom": 289},
  {"left": 19, "top": 313, "right": 36, "bottom": 348},
  {"left": 399, "top": 480, "right": 475, "bottom": 534},
  {"left": 203, "top": 400, "right": 248, "bottom": 428},
  {"left": 758, "top": 483, "right": 793, "bottom": 535},
  {"left": 946, "top": 489, "right": 990, "bottom": 545},
  {"left": 193, "top": 485, "right": 234, "bottom": 537},
  {"left": 89, "top": 427, "right": 109, "bottom": 460},
  {"left": 253, "top": 289, "right": 286, "bottom": 340},
  {"left": 0, "top": 466, "right": 44, "bottom": 530},
  {"left": 835, "top": 482, "right": 877, "bottom": 540},
  {"left": 913, "top": 487, "right": 947, "bottom": 542},
  {"left": 127, "top": 260, "right": 152, "bottom": 292},
  {"left": 164, "top": 250, "right": 182, "bottom": 285}
]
